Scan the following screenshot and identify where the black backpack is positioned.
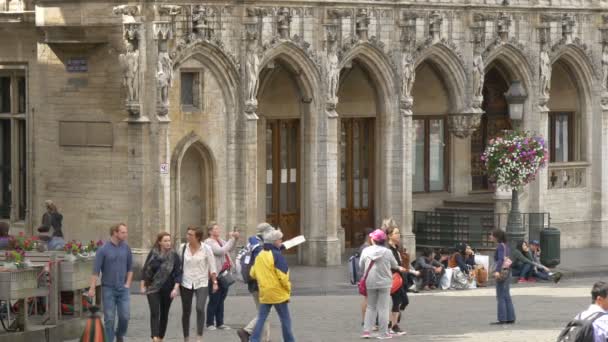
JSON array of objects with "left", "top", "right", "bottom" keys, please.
[{"left": 556, "top": 311, "right": 607, "bottom": 342}]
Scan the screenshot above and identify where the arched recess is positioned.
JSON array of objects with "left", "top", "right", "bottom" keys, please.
[
  {"left": 414, "top": 44, "right": 467, "bottom": 112},
  {"left": 484, "top": 44, "right": 535, "bottom": 95},
  {"left": 338, "top": 43, "right": 398, "bottom": 234},
  {"left": 547, "top": 46, "right": 595, "bottom": 165},
  {"left": 170, "top": 133, "right": 216, "bottom": 242},
  {"left": 172, "top": 42, "right": 240, "bottom": 114},
  {"left": 256, "top": 45, "right": 319, "bottom": 246}
]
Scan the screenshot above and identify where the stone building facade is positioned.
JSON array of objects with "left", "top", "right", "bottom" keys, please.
[{"left": 1, "top": 0, "right": 607, "bottom": 265}]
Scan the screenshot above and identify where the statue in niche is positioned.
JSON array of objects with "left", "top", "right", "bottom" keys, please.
[
  {"left": 325, "top": 36, "right": 340, "bottom": 103},
  {"left": 472, "top": 48, "right": 485, "bottom": 99},
  {"left": 157, "top": 51, "right": 173, "bottom": 110},
  {"left": 602, "top": 44, "right": 608, "bottom": 91},
  {"left": 244, "top": 36, "right": 260, "bottom": 105},
  {"left": 192, "top": 6, "right": 212, "bottom": 41},
  {"left": 119, "top": 40, "right": 139, "bottom": 103},
  {"left": 277, "top": 7, "right": 291, "bottom": 40},
  {"left": 539, "top": 46, "right": 551, "bottom": 99},
  {"left": 401, "top": 49, "right": 415, "bottom": 99}
]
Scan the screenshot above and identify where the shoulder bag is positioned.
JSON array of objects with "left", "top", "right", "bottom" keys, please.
[{"left": 358, "top": 260, "right": 375, "bottom": 296}]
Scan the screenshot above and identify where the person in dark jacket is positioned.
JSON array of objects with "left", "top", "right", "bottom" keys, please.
[
  {"left": 448, "top": 243, "right": 476, "bottom": 274},
  {"left": 140, "top": 232, "right": 182, "bottom": 342},
  {"left": 414, "top": 248, "right": 444, "bottom": 290},
  {"left": 490, "top": 229, "right": 515, "bottom": 325}
]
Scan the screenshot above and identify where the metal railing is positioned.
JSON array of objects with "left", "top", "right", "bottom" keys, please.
[{"left": 413, "top": 211, "right": 551, "bottom": 250}]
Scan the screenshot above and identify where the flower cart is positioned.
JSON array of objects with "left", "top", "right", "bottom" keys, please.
[{"left": 0, "top": 264, "right": 46, "bottom": 332}]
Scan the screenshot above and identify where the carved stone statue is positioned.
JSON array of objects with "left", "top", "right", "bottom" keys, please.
[
  {"left": 192, "top": 6, "right": 212, "bottom": 41},
  {"left": 277, "top": 7, "right": 291, "bottom": 40},
  {"left": 157, "top": 51, "right": 173, "bottom": 113},
  {"left": 355, "top": 9, "right": 370, "bottom": 41},
  {"left": 119, "top": 41, "right": 140, "bottom": 103},
  {"left": 602, "top": 44, "right": 608, "bottom": 91},
  {"left": 539, "top": 46, "right": 552, "bottom": 99},
  {"left": 326, "top": 38, "right": 340, "bottom": 104},
  {"left": 244, "top": 37, "right": 260, "bottom": 106},
  {"left": 401, "top": 50, "right": 415, "bottom": 99},
  {"left": 472, "top": 49, "right": 484, "bottom": 99}
]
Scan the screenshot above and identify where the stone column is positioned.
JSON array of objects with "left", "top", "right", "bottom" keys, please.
[
  {"left": 398, "top": 107, "right": 416, "bottom": 255},
  {"left": 113, "top": 4, "right": 151, "bottom": 249},
  {"left": 300, "top": 102, "right": 341, "bottom": 266},
  {"left": 597, "top": 20, "right": 608, "bottom": 246}
]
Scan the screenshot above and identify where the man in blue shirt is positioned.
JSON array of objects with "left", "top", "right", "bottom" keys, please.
[{"left": 88, "top": 223, "right": 133, "bottom": 342}]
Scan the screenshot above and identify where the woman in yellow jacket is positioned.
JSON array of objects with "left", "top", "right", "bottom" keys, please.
[{"left": 249, "top": 229, "right": 295, "bottom": 342}]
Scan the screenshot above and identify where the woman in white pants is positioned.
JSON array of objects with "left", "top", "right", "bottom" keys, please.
[{"left": 359, "top": 229, "right": 398, "bottom": 340}]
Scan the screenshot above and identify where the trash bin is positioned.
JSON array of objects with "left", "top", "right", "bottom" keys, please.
[{"left": 540, "top": 227, "right": 560, "bottom": 268}]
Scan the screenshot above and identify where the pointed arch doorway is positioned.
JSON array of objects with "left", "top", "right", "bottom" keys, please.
[{"left": 173, "top": 138, "right": 215, "bottom": 242}]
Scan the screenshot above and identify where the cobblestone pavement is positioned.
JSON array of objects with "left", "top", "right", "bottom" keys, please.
[{"left": 69, "top": 276, "right": 603, "bottom": 342}]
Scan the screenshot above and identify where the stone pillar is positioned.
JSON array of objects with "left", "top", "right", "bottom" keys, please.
[
  {"left": 300, "top": 103, "right": 341, "bottom": 266},
  {"left": 398, "top": 110, "right": 416, "bottom": 255},
  {"left": 596, "top": 23, "right": 608, "bottom": 246},
  {"left": 241, "top": 114, "right": 259, "bottom": 238},
  {"left": 113, "top": 4, "right": 152, "bottom": 249},
  {"left": 450, "top": 135, "right": 472, "bottom": 196}
]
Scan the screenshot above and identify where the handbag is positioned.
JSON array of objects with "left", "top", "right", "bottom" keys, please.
[
  {"left": 390, "top": 272, "right": 403, "bottom": 294},
  {"left": 358, "top": 260, "right": 375, "bottom": 296},
  {"left": 218, "top": 269, "right": 236, "bottom": 288}
]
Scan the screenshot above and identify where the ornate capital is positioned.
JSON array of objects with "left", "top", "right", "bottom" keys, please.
[
  {"left": 124, "top": 22, "right": 141, "bottom": 41},
  {"left": 448, "top": 112, "right": 482, "bottom": 139}
]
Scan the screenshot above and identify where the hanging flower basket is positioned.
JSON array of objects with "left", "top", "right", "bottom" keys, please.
[{"left": 481, "top": 131, "right": 548, "bottom": 188}]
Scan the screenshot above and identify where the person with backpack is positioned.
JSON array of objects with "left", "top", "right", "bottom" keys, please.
[
  {"left": 249, "top": 228, "right": 295, "bottom": 342},
  {"left": 140, "top": 232, "right": 182, "bottom": 342},
  {"left": 557, "top": 281, "right": 608, "bottom": 342},
  {"left": 180, "top": 226, "right": 218, "bottom": 342},
  {"left": 490, "top": 229, "right": 515, "bottom": 325},
  {"left": 236, "top": 222, "right": 275, "bottom": 342}
]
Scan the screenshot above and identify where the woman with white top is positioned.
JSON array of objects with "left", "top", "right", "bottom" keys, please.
[
  {"left": 205, "top": 222, "right": 239, "bottom": 330},
  {"left": 180, "top": 226, "right": 219, "bottom": 342}
]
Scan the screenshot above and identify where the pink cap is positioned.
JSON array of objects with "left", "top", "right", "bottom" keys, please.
[{"left": 369, "top": 229, "right": 386, "bottom": 242}]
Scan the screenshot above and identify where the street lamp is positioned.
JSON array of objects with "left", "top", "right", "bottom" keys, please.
[
  {"left": 504, "top": 80, "right": 527, "bottom": 129},
  {"left": 503, "top": 80, "right": 528, "bottom": 249}
]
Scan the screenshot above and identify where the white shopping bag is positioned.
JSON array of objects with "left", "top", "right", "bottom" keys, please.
[{"left": 474, "top": 254, "right": 489, "bottom": 272}]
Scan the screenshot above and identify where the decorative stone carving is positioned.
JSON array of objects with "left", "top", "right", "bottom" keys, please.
[
  {"left": 448, "top": 112, "right": 482, "bottom": 139},
  {"left": 428, "top": 11, "right": 443, "bottom": 44},
  {"left": 154, "top": 22, "right": 173, "bottom": 41},
  {"left": 324, "top": 27, "right": 340, "bottom": 118},
  {"left": 560, "top": 13, "right": 575, "bottom": 45},
  {"left": 539, "top": 45, "right": 551, "bottom": 110},
  {"left": 192, "top": 5, "right": 214, "bottom": 41},
  {"left": 400, "top": 49, "right": 415, "bottom": 116},
  {"left": 601, "top": 21, "right": 608, "bottom": 110},
  {"left": 497, "top": 12, "right": 511, "bottom": 42},
  {"left": 119, "top": 41, "right": 140, "bottom": 105},
  {"left": 355, "top": 8, "right": 370, "bottom": 41},
  {"left": 157, "top": 5, "right": 182, "bottom": 17},
  {"left": 244, "top": 29, "right": 261, "bottom": 119},
  {"left": 277, "top": 7, "right": 291, "bottom": 40},
  {"left": 113, "top": 4, "right": 139, "bottom": 18},
  {"left": 472, "top": 47, "right": 485, "bottom": 110},
  {"left": 156, "top": 51, "right": 173, "bottom": 116},
  {"left": 113, "top": 5, "right": 141, "bottom": 117},
  {"left": 602, "top": 45, "right": 608, "bottom": 92}
]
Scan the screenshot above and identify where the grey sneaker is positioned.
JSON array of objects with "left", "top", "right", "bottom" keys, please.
[
  {"left": 217, "top": 324, "right": 231, "bottom": 330},
  {"left": 207, "top": 325, "right": 217, "bottom": 331}
]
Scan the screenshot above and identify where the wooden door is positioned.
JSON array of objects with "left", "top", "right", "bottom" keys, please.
[
  {"left": 340, "top": 118, "right": 375, "bottom": 247},
  {"left": 265, "top": 120, "right": 300, "bottom": 242}
]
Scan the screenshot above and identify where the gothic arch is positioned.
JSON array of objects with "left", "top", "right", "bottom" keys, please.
[
  {"left": 170, "top": 132, "right": 217, "bottom": 241},
  {"left": 259, "top": 41, "right": 321, "bottom": 103},
  {"left": 171, "top": 41, "right": 240, "bottom": 113},
  {"left": 414, "top": 44, "right": 467, "bottom": 111},
  {"left": 484, "top": 44, "right": 534, "bottom": 94},
  {"left": 551, "top": 45, "right": 597, "bottom": 95},
  {"left": 339, "top": 43, "right": 398, "bottom": 113}
]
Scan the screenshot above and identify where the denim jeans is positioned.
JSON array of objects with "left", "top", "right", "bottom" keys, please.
[
  {"left": 251, "top": 302, "right": 295, "bottom": 342},
  {"left": 102, "top": 285, "right": 130, "bottom": 342},
  {"left": 512, "top": 263, "right": 533, "bottom": 279},
  {"left": 244, "top": 292, "right": 270, "bottom": 342},
  {"left": 495, "top": 271, "right": 516, "bottom": 322},
  {"left": 206, "top": 280, "right": 229, "bottom": 327}
]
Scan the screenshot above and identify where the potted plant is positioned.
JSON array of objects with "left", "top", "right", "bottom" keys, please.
[{"left": 482, "top": 130, "right": 548, "bottom": 246}]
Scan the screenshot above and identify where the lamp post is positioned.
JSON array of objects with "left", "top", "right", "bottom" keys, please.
[{"left": 503, "top": 81, "right": 528, "bottom": 249}]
